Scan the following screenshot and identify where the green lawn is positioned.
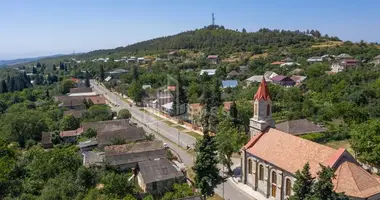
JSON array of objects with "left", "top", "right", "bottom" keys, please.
[
  {"left": 173, "top": 125, "right": 186, "bottom": 131},
  {"left": 163, "top": 120, "right": 176, "bottom": 126},
  {"left": 186, "top": 131, "right": 203, "bottom": 140}
]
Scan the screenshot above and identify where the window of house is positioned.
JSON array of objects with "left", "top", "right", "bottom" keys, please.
[
  {"left": 259, "top": 165, "right": 264, "bottom": 181},
  {"left": 248, "top": 159, "right": 252, "bottom": 174},
  {"left": 271, "top": 171, "right": 277, "bottom": 197},
  {"left": 152, "top": 182, "right": 157, "bottom": 190},
  {"left": 266, "top": 104, "right": 270, "bottom": 116},
  {"left": 286, "top": 178, "right": 292, "bottom": 196}
]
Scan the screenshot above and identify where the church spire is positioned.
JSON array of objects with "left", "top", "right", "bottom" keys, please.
[{"left": 254, "top": 77, "right": 270, "bottom": 101}]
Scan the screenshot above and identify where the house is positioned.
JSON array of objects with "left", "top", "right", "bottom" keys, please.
[
  {"left": 264, "top": 71, "right": 278, "bottom": 82},
  {"left": 142, "top": 85, "right": 152, "bottom": 90},
  {"left": 271, "top": 75, "right": 296, "bottom": 87},
  {"left": 290, "top": 75, "right": 307, "bottom": 84},
  {"left": 222, "top": 80, "right": 238, "bottom": 88},
  {"left": 150, "top": 89, "right": 173, "bottom": 111},
  {"left": 82, "top": 119, "right": 146, "bottom": 147},
  {"left": 331, "top": 59, "right": 359, "bottom": 73},
  {"left": 335, "top": 53, "right": 353, "bottom": 60},
  {"left": 104, "top": 141, "right": 166, "bottom": 170},
  {"left": 83, "top": 151, "right": 105, "bottom": 168},
  {"left": 108, "top": 69, "right": 129, "bottom": 76},
  {"left": 227, "top": 70, "right": 244, "bottom": 78},
  {"left": 307, "top": 56, "right": 323, "bottom": 62},
  {"left": 280, "top": 62, "right": 300, "bottom": 67},
  {"left": 137, "top": 57, "right": 145, "bottom": 63},
  {"left": 137, "top": 158, "right": 185, "bottom": 195},
  {"left": 239, "top": 65, "right": 249, "bottom": 72},
  {"left": 207, "top": 55, "right": 219, "bottom": 64},
  {"left": 168, "top": 51, "right": 177, "bottom": 58},
  {"left": 60, "top": 127, "right": 84, "bottom": 143},
  {"left": 246, "top": 76, "right": 266, "bottom": 85},
  {"left": 70, "top": 87, "right": 92, "bottom": 94},
  {"left": 271, "top": 61, "right": 284, "bottom": 65},
  {"left": 64, "top": 109, "right": 85, "bottom": 118},
  {"left": 127, "top": 58, "right": 136, "bottom": 63},
  {"left": 282, "top": 57, "right": 293, "bottom": 62},
  {"left": 78, "top": 139, "right": 99, "bottom": 152},
  {"left": 68, "top": 92, "right": 98, "bottom": 97},
  {"left": 371, "top": 54, "right": 380, "bottom": 65},
  {"left": 291, "top": 68, "right": 304, "bottom": 75},
  {"left": 105, "top": 76, "right": 112, "bottom": 82},
  {"left": 200, "top": 69, "right": 216, "bottom": 76},
  {"left": 57, "top": 95, "right": 106, "bottom": 109},
  {"left": 241, "top": 78, "right": 380, "bottom": 200},
  {"left": 275, "top": 119, "right": 327, "bottom": 136},
  {"left": 41, "top": 132, "right": 53, "bottom": 149}
]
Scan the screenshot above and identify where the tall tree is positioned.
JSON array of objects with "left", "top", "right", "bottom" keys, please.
[
  {"left": 8, "top": 77, "right": 15, "bottom": 92},
  {"left": 229, "top": 101, "right": 239, "bottom": 126},
  {"left": 60, "top": 115, "right": 80, "bottom": 131},
  {"left": 193, "top": 133, "right": 223, "bottom": 198},
  {"left": 200, "top": 85, "right": 212, "bottom": 131},
  {"left": 0, "top": 80, "right": 8, "bottom": 93},
  {"left": 45, "top": 89, "right": 50, "bottom": 98},
  {"left": 313, "top": 165, "right": 348, "bottom": 200},
  {"left": 127, "top": 80, "right": 144, "bottom": 103},
  {"left": 85, "top": 70, "right": 90, "bottom": 87},
  {"left": 215, "top": 118, "right": 246, "bottom": 173},
  {"left": 132, "top": 65, "right": 139, "bottom": 80},
  {"left": 172, "top": 72, "right": 188, "bottom": 116},
  {"left": 290, "top": 162, "right": 314, "bottom": 200},
  {"left": 211, "top": 79, "right": 222, "bottom": 108},
  {"left": 99, "top": 65, "right": 105, "bottom": 81}
]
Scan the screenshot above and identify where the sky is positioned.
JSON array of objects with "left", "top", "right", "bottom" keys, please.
[{"left": 1, "top": 0, "right": 380, "bottom": 60}]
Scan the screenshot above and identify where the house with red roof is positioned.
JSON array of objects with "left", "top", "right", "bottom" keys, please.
[
  {"left": 207, "top": 55, "right": 219, "bottom": 64},
  {"left": 331, "top": 59, "right": 359, "bottom": 73},
  {"left": 240, "top": 78, "right": 380, "bottom": 200},
  {"left": 271, "top": 75, "right": 296, "bottom": 87}
]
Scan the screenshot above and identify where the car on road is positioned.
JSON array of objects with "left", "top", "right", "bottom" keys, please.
[{"left": 163, "top": 143, "right": 169, "bottom": 149}]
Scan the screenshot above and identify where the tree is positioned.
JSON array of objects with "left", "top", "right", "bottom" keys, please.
[
  {"left": 45, "top": 89, "right": 50, "bottom": 98},
  {"left": 313, "top": 165, "right": 348, "bottom": 200},
  {"left": 58, "top": 79, "right": 75, "bottom": 94},
  {"left": 117, "top": 109, "right": 132, "bottom": 119},
  {"left": 229, "top": 101, "right": 239, "bottom": 126},
  {"left": 99, "top": 65, "right": 105, "bottom": 81},
  {"left": 100, "top": 172, "right": 134, "bottom": 198},
  {"left": 350, "top": 119, "right": 380, "bottom": 165},
  {"left": 161, "top": 183, "right": 195, "bottom": 200},
  {"left": 215, "top": 118, "right": 246, "bottom": 173},
  {"left": 132, "top": 65, "right": 139, "bottom": 80},
  {"left": 290, "top": 162, "right": 314, "bottom": 200},
  {"left": 127, "top": 80, "right": 144, "bottom": 103},
  {"left": 0, "top": 80, "right": 8, "bottom": 93},
  {"left": 193, "top": 133, "right": 223, "bottom": 198},
  {"left": 82, "top": 128, "right": 97, "bottom": 138},
  {"left": 172, "top": 72, "right": 188, "bottom": 116},
  {"left": 85, "top": 70, "right": 90, "bottom": 87},
  {"left": 211, "top": 79, "right": 222, "bottom": 108},
  {"left": 60, "top": 115, "right": 80, "bottom": 131},
  {"left": 82, "top": 105, "right": 112, "bottom": 122},
  {"left": 0, "top": 139, "right": 17, "bottom": 196},
  {"left": 242, "top": 28, "right": 247, "bottom": 33},
  {"left": 39, "top": 172, "right": 84, "bottom": 200}
]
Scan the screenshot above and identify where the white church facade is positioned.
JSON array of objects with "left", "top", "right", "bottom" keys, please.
[{"left": 240, "top": 78, "right": 380, "bottom": 200}]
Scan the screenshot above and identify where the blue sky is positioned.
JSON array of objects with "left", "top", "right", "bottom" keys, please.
[{"left": 1, "top": 0, "right": 380, "bottom": 60}]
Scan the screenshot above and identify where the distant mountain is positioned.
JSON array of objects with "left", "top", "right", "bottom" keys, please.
[{"left": 0, "top": 54, "right": 69, "bottom": 66}]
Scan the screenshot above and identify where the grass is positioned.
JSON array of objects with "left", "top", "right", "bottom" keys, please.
[
  {"left": 173, "top": 125, "right": 186, "bottom": 131},
  {"left": 311, "top": 41, "right": 343, "bottom": 48},
  {"left": 207, "top": 194, "right": 224, "bottom": 200},
  {"left": 323, "top": 139, "right": 354, "bottom": 154},
  {"left": 186, "top": 131, "right": 203, "bottom": 140},
  {"left": 163, "top": 120, "right": 176, "bottom": 126}
]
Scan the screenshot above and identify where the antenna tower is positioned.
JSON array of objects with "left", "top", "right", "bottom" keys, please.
[{"left": 212, "top": 13, "right": 215, "bottom": 26}]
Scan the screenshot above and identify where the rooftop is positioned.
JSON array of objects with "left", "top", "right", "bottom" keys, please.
[
  {"left": 78, "top": 138, "right": 99, "bottom": 149},
  {"left": 68, "top": 92, "right": 98, "bottom": 97},
  {"left": 41, "top": 132, "right": 52, "bottom": 145},
  {"left": 275, "top": 119, "right": 327, "bottom": 136},
  {"left": 254, "top": 78, "right": 270, "bottom": 101},
  {"left": 60, "top": 127, "right": 84, "bottom": 137},
  {"left": 64, "top": 109, "right": 85, "bottom": 118},
  {"left": 200, "top": 69, "right": 216, "bottom": 76},
  {"left": 70, "top": 87, "right": 92, "bottom": 94},
  {"left": 222, "top": 80, "right": 238, "bottom": 88},
  {"left": 138, "top": 158, "right": 184, "bottom": 184},
  {"left": 207, "top": 55, "right": 219, "bottom": 59},
  {"left": 105, "top": 141, "right": 164, "bottom": 155}
]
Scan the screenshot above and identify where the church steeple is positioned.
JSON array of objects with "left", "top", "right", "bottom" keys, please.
[
  {"left": 249, "top": 77, "right": 275, "bottom": 138},
  {"left": 254, "top": 77, "right": 271, "bottom": 101}
]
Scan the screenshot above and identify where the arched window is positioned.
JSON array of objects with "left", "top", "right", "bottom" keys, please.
[
  {"left": 248, "top": 159, "right": 252, "bottom": 174},
  {"left": 286, "top": 178, "right": 292, "bottom": 196},
  {"left": 271, "top": 171, "right": 277, "bottom": 197},
  {"left": 266, "top": 104, "right": 271, "bottom": 116},
  {"left": 259, "top": 165, "right": 264, "bottom": 181}
]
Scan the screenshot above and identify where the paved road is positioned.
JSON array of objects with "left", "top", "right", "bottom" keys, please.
[{"left": 90, "top": 80, "right": 253, "bottom": 200}]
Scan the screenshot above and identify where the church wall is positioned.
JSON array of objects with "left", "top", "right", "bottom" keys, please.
[{"left": 244, "top": 152, "right": 296, "bottom": 200}]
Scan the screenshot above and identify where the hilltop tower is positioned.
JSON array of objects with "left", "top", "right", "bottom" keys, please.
[
  {"left": 249, "top": 78, "right": 275, "bottom": 138},
  {"left": 212, "top": 13, "right": 215, "bottom": 26}
]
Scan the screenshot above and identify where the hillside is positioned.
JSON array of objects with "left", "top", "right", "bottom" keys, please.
[{"left": 81, "top": 25, "right": 339, "bottom": 59}]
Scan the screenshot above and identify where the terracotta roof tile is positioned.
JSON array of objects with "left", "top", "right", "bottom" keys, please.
[
  {"left": 60, "top": 127, "right": 84, "bottom": 137},
  {"left": 245, "top": 128, "right": 337, "bottom": 175},
  {"left": 271, "top": 61, "right": 284, "bottom": 65},
  {"left": 334, "top": 161, "right": 380, "bottom": 198},
  {"left": 254, "top": 78, "right": 271, "bottom": 101}
]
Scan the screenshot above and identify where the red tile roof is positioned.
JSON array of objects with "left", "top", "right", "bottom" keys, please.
[
  {"left": 60, "top": 127, "right": 84, "bottom": 137},
  {"left": 334, "top": 161, "right": 380, "bottom": 198},
  {"left": 245, "top": 128, "right": 338, "bottom": 176},
  {"left": 271, "top": 61, "right": 284, "bottom": 65},
  {"left": 254, "top": 78, "right": 271, "bottom": 101},
  {"left": 207, "top": 55, "right": 219, "bottom": 59},
  {"left": 88, "top": 96, "right": 106, "bottom": 105}
]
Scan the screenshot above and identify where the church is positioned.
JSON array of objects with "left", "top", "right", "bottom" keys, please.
[{"left": 240, "top": 78, "right": 380, "bottom": 200}]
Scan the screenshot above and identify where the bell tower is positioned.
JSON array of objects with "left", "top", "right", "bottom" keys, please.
[{"left": 249, "top": 77, "right": 275, "bottom": 138}]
